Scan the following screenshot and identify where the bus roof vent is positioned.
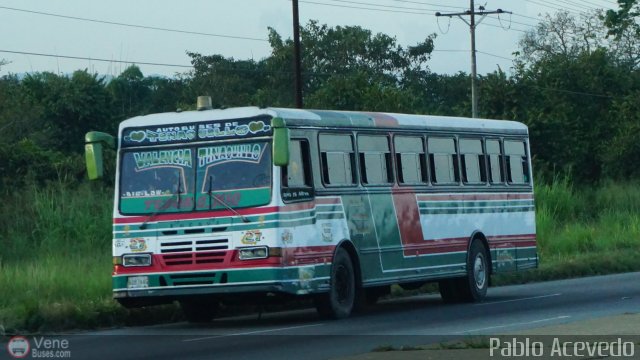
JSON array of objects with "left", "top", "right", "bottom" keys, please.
[{"left": 197, "top": 96, "right": 213, "bottom": 111}]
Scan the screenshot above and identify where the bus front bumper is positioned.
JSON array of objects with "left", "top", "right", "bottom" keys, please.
[{"left": 113, "top": 266, "right": 330, "bottom": 300}]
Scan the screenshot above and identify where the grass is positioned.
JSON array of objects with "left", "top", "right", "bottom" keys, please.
[
  {"left": 1, "top": 176, "right": 640, "bottom": 333},
  {"left": 0, "top": 182, "right": 180, "bottom": 334}
]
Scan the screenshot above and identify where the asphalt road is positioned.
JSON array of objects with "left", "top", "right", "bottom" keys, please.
[{"left": 4, "top": 272, "right": 640, "bottom": 360}]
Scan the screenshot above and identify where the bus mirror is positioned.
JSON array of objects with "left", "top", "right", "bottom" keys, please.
[
  {"left": 272, "top": 127, "right": 290, "bottom": 167},
  {"left": 271, "top": 117, "right": 290, "bottom": 166},
  {"left": 85, "top": 131, "right": 115, "bottom": 180}
]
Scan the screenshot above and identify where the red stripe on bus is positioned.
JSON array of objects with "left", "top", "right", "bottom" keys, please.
[
  {"left": 114, "top": 245, "right": 337, "bottom": 275},
  {"left": 402, "top": 241, "right": 468, "bottom": 256},
  {"left": 488, "top": 234, "right": 536, "bottom": 240},
  {"left": 416, "top": 193, "right": 534, "bottom": 201},
  {"left": 399, "top": 234, "right": 536, "bottom": 256},
  {"left": 364, "top": 112, "right": 399, "bottom": 127},
  {"left": 391, "top": 190, "right": 426, "bottom": 257},
  {"left": 282, "top": 245, "right": 336, "bottom": 266}
]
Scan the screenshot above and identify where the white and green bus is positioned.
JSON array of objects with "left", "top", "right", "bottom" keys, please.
[{"left": 85, "top": 98, "right": 537, "bottom": 321}]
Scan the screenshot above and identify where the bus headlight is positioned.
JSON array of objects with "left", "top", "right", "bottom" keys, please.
[
  {"left": 239, "top": 246, "right": 269, "bottom": 260},
  {"left": 122, "top": 253, "right": 152, "bottom": 267}
]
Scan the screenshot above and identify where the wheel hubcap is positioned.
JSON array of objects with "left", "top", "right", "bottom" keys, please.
[{"left": 473, "top": 254, "right": 486, "bottom": 289}]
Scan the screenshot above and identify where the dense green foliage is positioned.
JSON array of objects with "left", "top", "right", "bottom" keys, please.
[{"left": 1, "top": 11, "right": 640, "bottom": 184}]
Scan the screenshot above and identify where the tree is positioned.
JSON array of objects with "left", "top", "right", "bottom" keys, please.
[
  {"left": 262, "top": 20, "right": 436, "bottom": 110},
  {"left": 107, "top": 65, "right": 152, "bottom": 119},
  {"left": 20, "top": 70, "right": 115, "bottom": 153},
  {"left": 604, "top": 0, "right": 640, "bottom": 38},
  {"left": 603, "top": 1, "right": 640, "bottom": 68},
  {"left": 514, "top": 11, "right": 637, "bottom": 182},
  {"left": 186, "top": 53, "right": 265, "bottom": 108}
]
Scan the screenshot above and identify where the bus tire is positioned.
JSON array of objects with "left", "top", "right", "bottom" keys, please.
[
  {"left": 459, "top": 240, "right": 489, "bottom": 302},
  {"left": 180, "top": 298, "right": 219, "bottom": 323},
  {"left": 315, "top": 248, "right": 355, "bottom": 319}
]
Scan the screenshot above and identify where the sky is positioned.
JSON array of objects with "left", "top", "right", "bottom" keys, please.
[{"left": 0, "top": 0, "right": 620, "bottom": 78}]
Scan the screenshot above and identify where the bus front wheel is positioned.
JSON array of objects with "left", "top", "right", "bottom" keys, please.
[{"left": 315, "top": 248, "right": 355, "bottom": 319}]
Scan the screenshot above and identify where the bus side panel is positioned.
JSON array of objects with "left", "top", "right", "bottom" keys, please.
[
  {"left": 417, "top": 192, "right": 536, "bottom": 274},
  {"left": 341, "top": 194, "right": 386, "bottom": 283},
  {"left": 342, "top": 191, "right": 469, "bottom": 286}
]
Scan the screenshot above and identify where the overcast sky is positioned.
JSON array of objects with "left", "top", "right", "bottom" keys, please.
[{"left": 0, "top": 0, "right": 619, "bottom": 78}]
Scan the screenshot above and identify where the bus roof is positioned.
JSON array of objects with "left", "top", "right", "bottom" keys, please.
[{"left": 120, "top": 106, "right": 528, "bottom": 134}]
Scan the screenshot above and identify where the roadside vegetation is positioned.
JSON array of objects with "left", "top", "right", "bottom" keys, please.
[
  {"left": 1, "top": 176, "right": 639, "bottom": 334},
  {"left": 2, "top": 5, "right": 640, "bottom": 333}
]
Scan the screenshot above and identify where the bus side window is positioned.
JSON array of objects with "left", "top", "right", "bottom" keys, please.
[
  {"left": 394, "top": 136, "right": 426, "bottom": 184},
  {"left": 428, "top": 137, "right": 459, "bottom": 184},
  {"left": 358, "top": 135, "right": 392, "bottom": 185},
  {"left": 283, "top": 140, "right": 312, "bottom": 188},
  {"left": 486, "top": 139, "right": 504, "bottom": 184},
  {"left": 319, "top": 134, "right": 356, "bottom": 186},
  {"left": 460, "top": 139, "right": 486, "bottom": 184},
  {"left": 504, "top": 140, "right": 529, "bottom": 184}
]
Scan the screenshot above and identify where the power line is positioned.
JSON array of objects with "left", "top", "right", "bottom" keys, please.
[
  {"left": 476, "top": 50, "right": 513, "bottom": 61},
  {"left": 0, "top": 49, "right": 193, "bottom": 68},
  {"left": 523, "top": 0, "right": 584, "bottom": 15},
  {"left": 479, "top": 20, "right": 529, "bottom": 33},
  {"left": 526, "top": 85, "right": 615, "bottom": 98},
  {"left": 513, "top": 13, "right": 545, "bottom": 22},
  {"left": 298, "top": 0, "right": 430, "bottom": 14},
  {"left": 322, "top": 0, "right": 439, "bottom": 12},
  {"left": 556, "top": 0, "right": 605, "bottom": 11},
  {"left": 549, "top": 0, "right": 597, "bottom": 12},
  {"left": 0, "top": 5, "right": 268, "bottom": 42},
  {"left": 390, "top": 0, "right": 464, "bottom": 10},
  {"left": 584, "top": 0, "right": 618, "bottom": 7}
]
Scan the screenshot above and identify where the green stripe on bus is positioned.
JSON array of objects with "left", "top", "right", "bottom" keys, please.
[
  {"left": 113, "top": 265, "right": 332, "bottom": 293},
  {"left": 112, "top": 204, "right": 344, "bottom": 232},
  {"left": 419, "top": 206, "right": 535, "bottom": 215}
]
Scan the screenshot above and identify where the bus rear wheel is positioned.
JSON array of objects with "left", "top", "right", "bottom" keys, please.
[
  {"left": 315, "top": 248, "right": 355, "bottom": 319},
  {"left": 180, "top": 298, "right": 220, "bottom": 323},
  {"left": 439, "top": 240, "right": 489, "bottom": 303}
]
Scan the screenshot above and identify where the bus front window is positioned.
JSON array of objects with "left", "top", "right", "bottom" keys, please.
[
  {"left": 196, "top": 141, "right": 272, "bottom": 210},
  {"left": 119, "top": 148, "right": 195, "bottom": 214}
]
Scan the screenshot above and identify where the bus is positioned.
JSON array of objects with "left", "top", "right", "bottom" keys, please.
[{"left": 85, "top": 97, "right": 537, "bottom": 321}]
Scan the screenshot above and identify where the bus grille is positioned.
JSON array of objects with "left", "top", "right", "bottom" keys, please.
[{"left": 160, "top": 238, "right": 229, "bottom": 266}]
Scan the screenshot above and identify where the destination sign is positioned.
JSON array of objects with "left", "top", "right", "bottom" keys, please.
[{"left": 121, "top": 116, "right": 273, "bottom": 147}]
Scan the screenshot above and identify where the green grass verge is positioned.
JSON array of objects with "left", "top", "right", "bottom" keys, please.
[{"left": 1, "top": 176, "right": 639, "bottom": 334}]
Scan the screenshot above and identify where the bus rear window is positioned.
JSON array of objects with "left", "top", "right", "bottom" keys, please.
[{"left": 505, "top": 140, "right": 529, "bottom": 184}]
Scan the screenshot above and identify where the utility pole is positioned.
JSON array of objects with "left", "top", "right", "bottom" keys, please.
[
  {"left": 292, "top": 0, "right": 303, "bottom": 108},
  {"left": 436, "top": 1, "right": 510, "bottom": 118}
]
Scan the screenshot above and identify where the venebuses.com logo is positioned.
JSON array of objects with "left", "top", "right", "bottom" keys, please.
[{"left": 5, "top": 335, "right": 71, "bottom": 359}]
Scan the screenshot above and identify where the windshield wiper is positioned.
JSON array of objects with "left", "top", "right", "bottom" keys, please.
[
  {"left": 208, "top": 175, "right": 250, "bottom": 223},
  {"left": 140, "top": 175, "right": 182, "bottom": 230}
]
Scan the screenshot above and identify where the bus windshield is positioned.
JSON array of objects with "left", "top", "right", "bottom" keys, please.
[
  {"left": 195, "top": 142, "right": 272, "bottom": 211},
  {"left": 119, "top": 141, "right": 272, "bottom": 215}
]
